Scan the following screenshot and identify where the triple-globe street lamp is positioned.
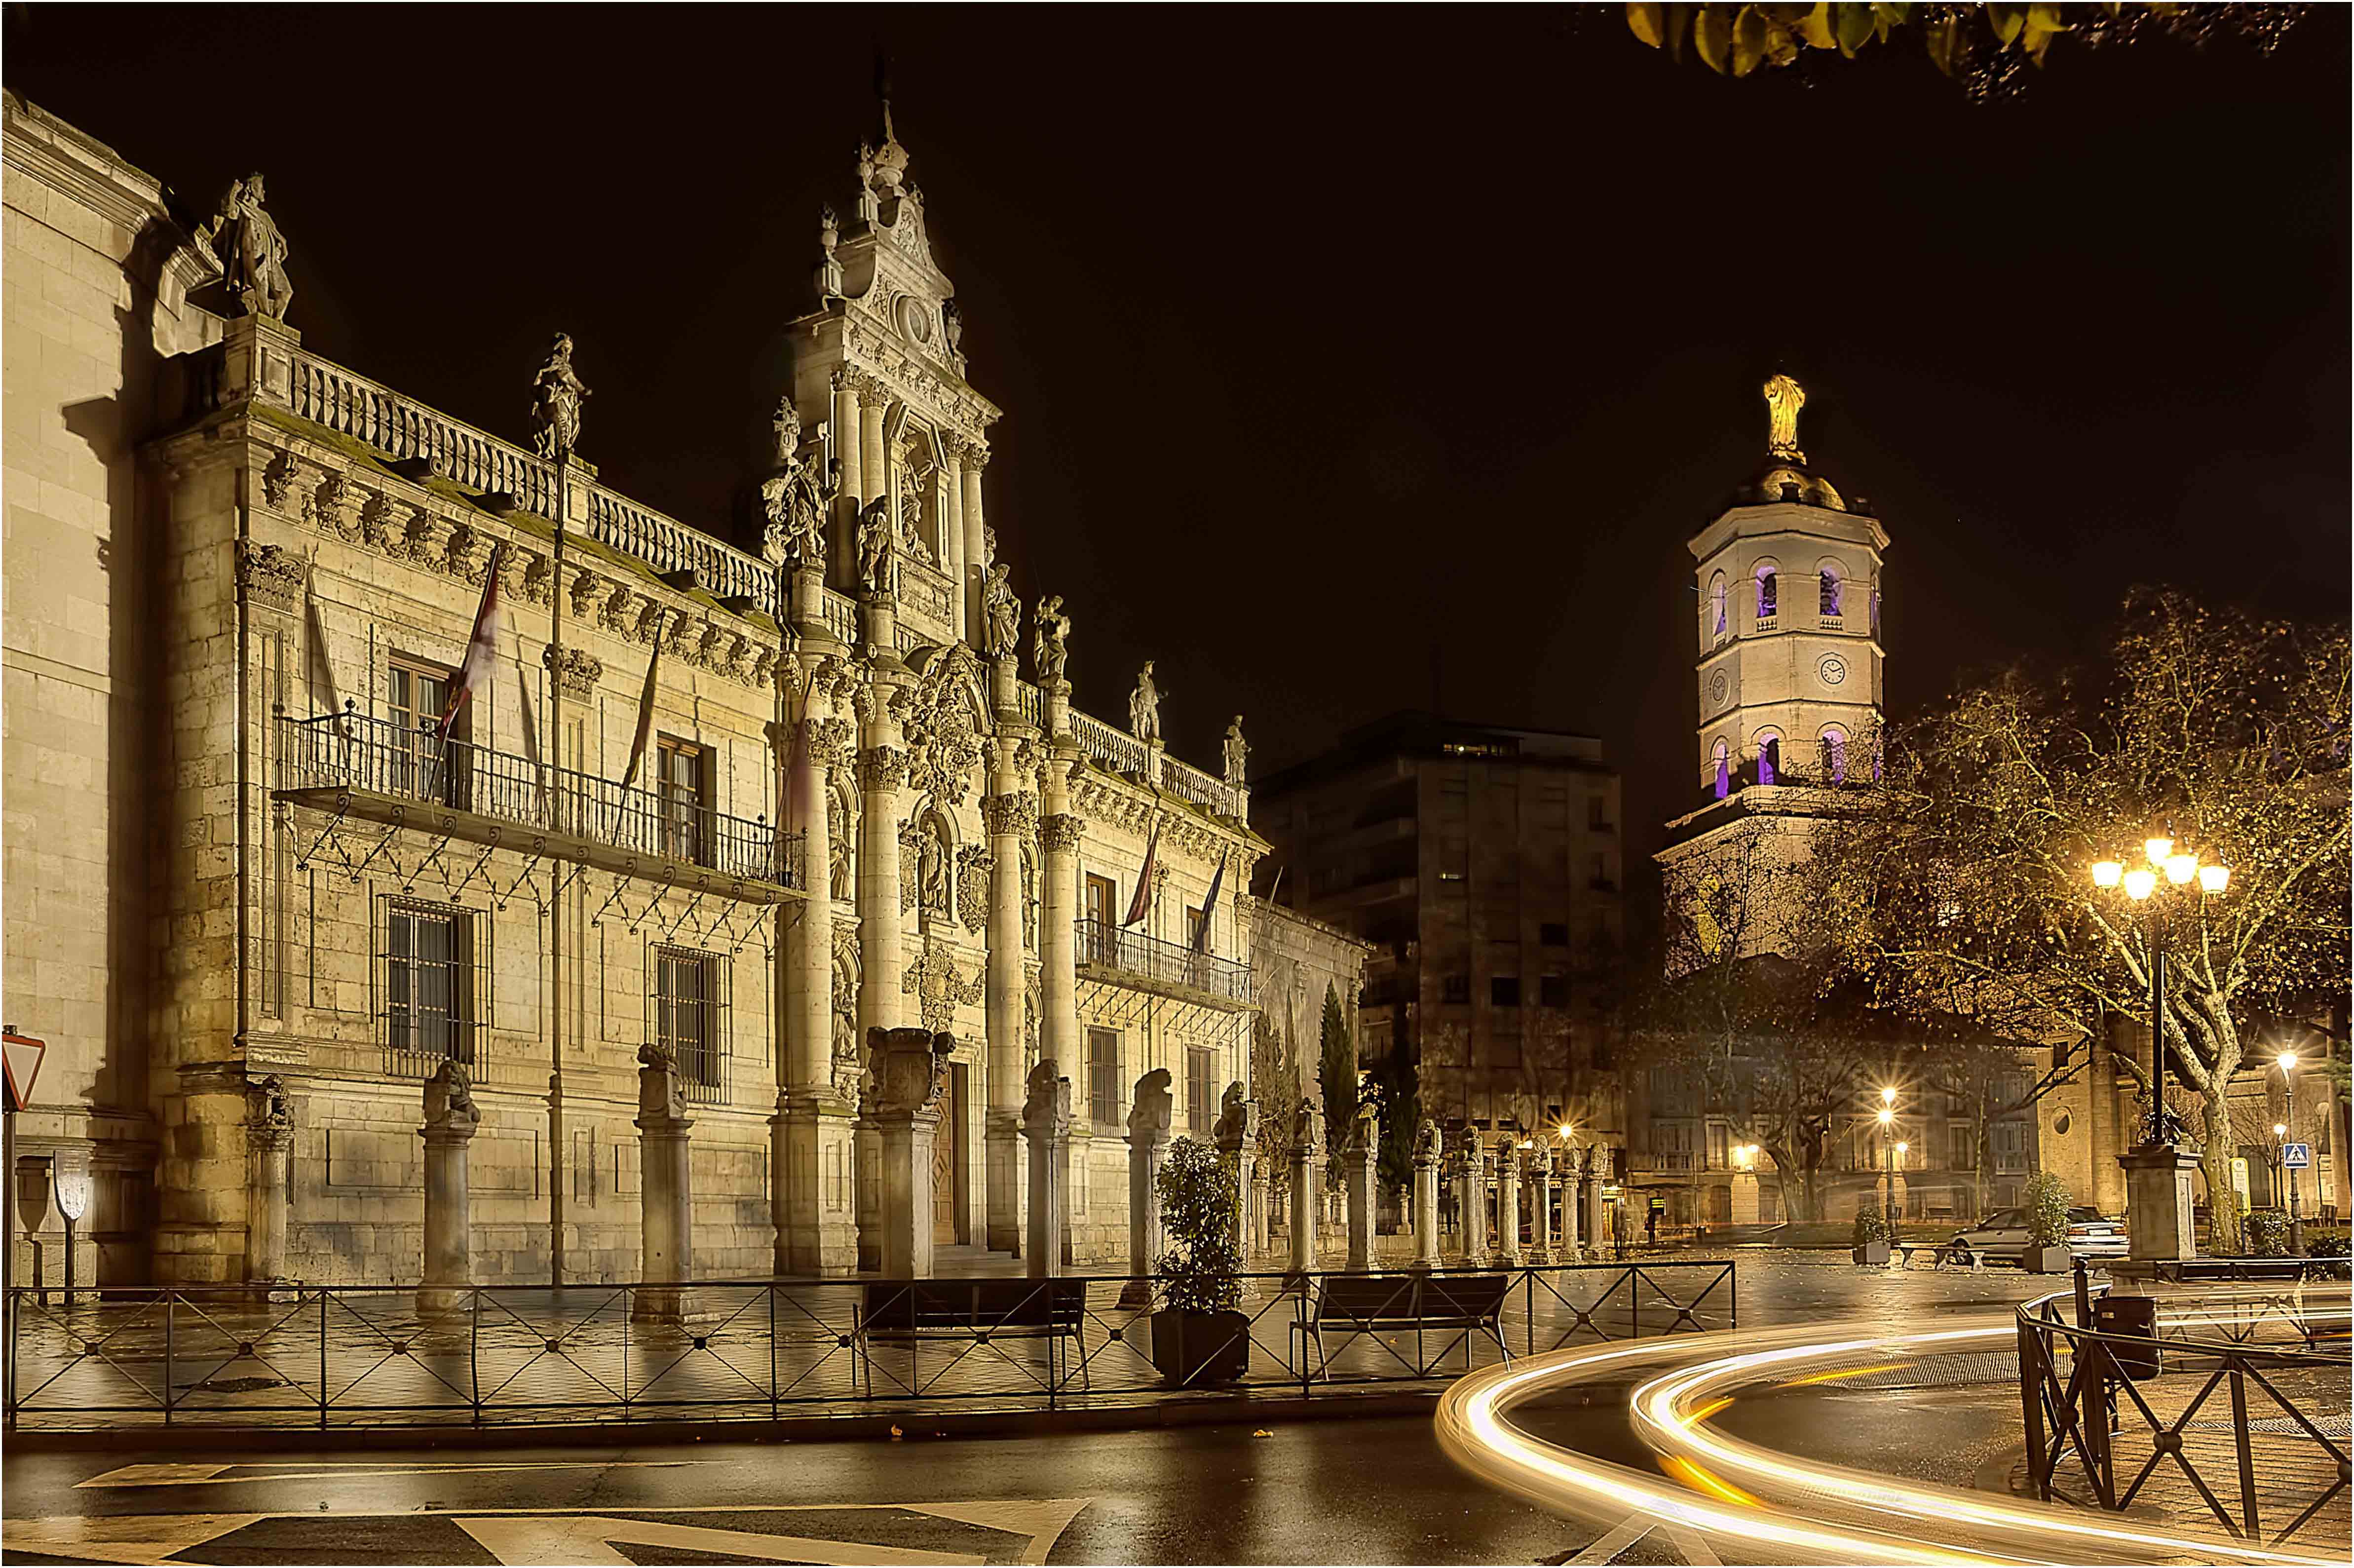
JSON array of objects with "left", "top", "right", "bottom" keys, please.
[
  {"left": 2274, "top": 1050, "right": 2303, "bottom": 1256},
  {"left": 2089, "top": 835, "right": 2231, "bottom": 1148}
]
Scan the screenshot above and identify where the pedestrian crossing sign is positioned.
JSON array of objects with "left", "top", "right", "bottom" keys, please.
[{"left": 2282, "top": 1143, "right": 2312, "bottom": 1169}]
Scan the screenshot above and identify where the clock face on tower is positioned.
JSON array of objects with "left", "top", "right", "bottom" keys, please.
[
  {"left": 1708, "top": 670, "right": 1730, "bottom": 708},
  {"left": 1818, "top": 653, "right": 1848, "bottom": 687}
]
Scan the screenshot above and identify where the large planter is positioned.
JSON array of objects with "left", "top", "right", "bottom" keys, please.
[
  {"left": 1150, "top": 1308, "right": 1250, "bottom": 1387},
  {"left": 1852, "top": 1240, "right": 1891, "bottom": 1267},
  {"left": 2026, "top": 1244, "right": 2074, "bottom": 1274}
]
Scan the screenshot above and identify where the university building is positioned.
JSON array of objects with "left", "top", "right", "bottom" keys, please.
[{"left": 1, "top": 90, "right": 1328, "bottom": 1290}]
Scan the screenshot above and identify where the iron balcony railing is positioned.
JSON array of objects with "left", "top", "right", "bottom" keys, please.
[
  {"left": 277, "top": 710, "right": 801, "bottom": 889},
  {"left": 1075, "top": 916, "right": 1252, "bottom": 1004}
]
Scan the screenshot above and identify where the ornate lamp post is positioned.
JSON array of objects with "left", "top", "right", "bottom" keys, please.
[
  {"left": 1875, "top": 1087, "right": 1899, "bottom": 1242},
  {"left": 2275, "top": 1050, "right": 2303, "bottom": 1256},
  {"left": 2089, "top": 835, "right": 2230, "bottom": 1261}
]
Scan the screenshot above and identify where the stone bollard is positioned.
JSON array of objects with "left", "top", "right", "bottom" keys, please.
[
  {"left": 1021, "top": 1060, "right": 1070, "bottom": 1279},
  {"left": 418, "top": 1062, "right": 481, "bottom": 1316},
  {"left": 1457, "top": 1128, "right": 1489, "bottom": 1262},
  {"left": 1287, "top": 1098, "right": 1324, "bottom": 1282},
  {"left": 244, "top": 1076, "right": 296, "bottom": 1296},
  {"left": 1531, "top": 1141, "right": 1554, "bottom": 1263},
  {"left": 1344, "top": 1106, "right": 1380, "bottom": 1272},
  {"left": 1123, "top": 1069, "right": 1173, "bottom": 1306},
  {"left": 1410, "top": 1117, "right": 1442, "bottom": 1270},
  {"left": 870, "top": 1027, "right": 954, "bottom": 1279},
  {"left": 1582, "top": 1147, "right": 1611, "bottom": 1261},
  {"left": 1558, "top": 1147, "right": 1585, "bottom": 1259},
  {"left": 633, "top": 1043, "right": 695, "bottom": 1324},
  {"left": 1214, "top": 1082, "right": 1259, "bottom": 1260},
  {"left": 1496, "top": 1134, "right": 1523, "bottom": 1266}
]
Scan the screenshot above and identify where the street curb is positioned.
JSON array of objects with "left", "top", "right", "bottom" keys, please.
[{"left": 0, "top": 1391, "right": 1443, "bottom": 1453}]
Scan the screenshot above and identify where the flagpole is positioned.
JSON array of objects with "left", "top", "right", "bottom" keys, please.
[{"left": 548, "top": 447, "right": 569, "bottom": 1291}]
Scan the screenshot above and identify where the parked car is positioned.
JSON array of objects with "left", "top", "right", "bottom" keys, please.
[{"left": 1943, "top": 1205, "right": 2128, "bottom": 1265}]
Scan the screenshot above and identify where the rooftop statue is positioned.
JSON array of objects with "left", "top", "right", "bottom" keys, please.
[
  {"left": 1763, "top": 372, "right": 1806, "bottom": 465},
  {"left": 1223, "top": 715, "right": 1249, "bottom": 786},
  {"left": 196, "top": 173, "right": 293, "bottom": 321},
  {"left": 760, "top": 396, "right": 839, "bottom": 568},
  {"left": 1129, "top": 661, "right": 1163, "bottom": 744},
  {"left": 531, "top": 334, "right": 591, "bottom": 462},
  {"left": 1034, "top": 595, "right": 1070, "bottom": 685}
]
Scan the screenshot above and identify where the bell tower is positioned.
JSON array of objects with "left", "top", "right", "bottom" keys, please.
[{"left": 1686, "top": 375, "right": 1888, "bottom": 803}]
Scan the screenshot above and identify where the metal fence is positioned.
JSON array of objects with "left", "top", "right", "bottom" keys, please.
[
  {"left": 4, "top": 1261, "right": 1733, "bottom": 1432},
  {"left": 2016, "top": 1265, "right": 2351, "bottom": 1545}
]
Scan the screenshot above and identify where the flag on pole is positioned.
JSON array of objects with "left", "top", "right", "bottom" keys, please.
[
  {"left": 1194, "top": 852, "right": 1226, "bottom": 954},
  {"left": 1124, "top": 813, "right": 1159, "bottom": 926},
  {"left": 618, "top": 619, "right": 665, "bottom": 791},
  {"left": 514, "top": 650, "right": 549, "bottom": 816},
  {"left": 303, "top": 567, "right": 350, "bottom": 737},
  {"left": 438, "top": 542, "right": 506, "bottom": 734}
]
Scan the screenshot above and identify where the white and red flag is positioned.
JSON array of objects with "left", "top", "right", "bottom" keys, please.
[{"left": 438, "top": 542, "right": 505, "bottom": 734}]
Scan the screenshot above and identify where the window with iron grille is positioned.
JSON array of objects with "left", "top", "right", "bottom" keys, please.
[
  {"left": 383, "top": 899, "right": 475, "bottom": 1074},
  {"left": 1186, "top": 1047, "right": 1214, "bottom": 1134},
  {"left": 656, "top": 736, "right": 710, "bottom": 866},
  {"left": 1088, "top": 1029, "right": 1122, "bottom": 1130},
  {"left": 654, "top": 946, "right": 728, "bottom": 1101}
]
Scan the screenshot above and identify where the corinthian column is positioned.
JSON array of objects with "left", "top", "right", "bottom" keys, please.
[
  {"left": 860, "top": 381, "right": 889, "bottom": 513},
  {"left": 982, "top": 757, "right": 1037, "bottom": 1256},
  {"left": 858, "top": 744, "right": 910, "bottom": 1038},
  {"left": 1038, "top": 760, "right": 1083, "bottom": 1079},
  {"left": 776, "top": 698, "right": 856, "bottom": 1276}
]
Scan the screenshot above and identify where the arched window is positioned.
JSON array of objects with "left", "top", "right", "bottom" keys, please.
[
  {"left": 1708, "top": 573, "right": 1728, "bottom": 638},
  {"left": 1754, "top": 563, "right": 1778, "bottom": 621},
  {"left": 1819, "top": 564, "right": 1844, "bottom": 618},
  {"left": 1756, "top": 730, "right": 1783, "bottom": 786},
  {"left": 1821, "top": 726, "right": 1848, "bottom": 785},
  {"left": 1710, "top": 739, "right": 1731, "bottom": 800}
]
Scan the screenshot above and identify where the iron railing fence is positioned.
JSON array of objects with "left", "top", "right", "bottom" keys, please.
[
  {"left": 2016, "top": 1266, "right": 2352, "bottom": 1546},
  {"left": 1075, "top": 917, "right": 1252, "bottom": 1003},
  {"left": 4, "top": 1261, "right": 1732, "bottom": 1432},
  {"left": 278, "top": 711, "right": 801, "bottom": 890}
]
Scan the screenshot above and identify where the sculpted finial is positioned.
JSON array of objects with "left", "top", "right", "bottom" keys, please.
[{"left": 1762, "top": 373, "right": 1806, "bottom": 465}]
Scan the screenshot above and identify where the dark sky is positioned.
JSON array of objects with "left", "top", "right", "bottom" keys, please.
[{"left": 9, "top": 6, "right": 2347, "bottom": 913}]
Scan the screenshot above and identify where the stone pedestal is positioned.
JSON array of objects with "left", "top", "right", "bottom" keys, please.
[
  {"left": 1530, "top": 1145, "right": 1554, "bottom": 1262},
  {"left": 1410, "top": 1119, "right": 1442, "bottom": 1270},
  {"left": 1344, "top": 1113, "right": 1380, "bottom": 1272},
  {"left": 871, "top": 1027, "right": 954, "bottom": 1278},
  {"left": 1022, "top": 1063, "right": 1071, "bottom": 1278},
  {"left": 1558, "top": 1149, "right": 1584, "bottom": 1258},
  {"left": 1287, "top": 1103, "right": 1323, "bottom": 1279},
  {"left": 1124, "top": 1070, "right": 1174, "bottom": 1305},
  {"left": 633, "top": 1046, "right": 694, "bottom": 1324},
  {"left": 985, "top": 1111, "right": 1024, "bottom": 1259},
  {"left": 854, "top": 1117, "right": 883, "bottom": 1272},
  {"left": 1495, "top": 1136, "right": 1522, "bottom": 1265},
  {"left": 1581, "top": 1168, "right": 1607, "bottom": 1260},
  {"left": 1730, "top": 1170, "right": 1759, "bottom": 1226},
  {"left": 1457, "top": 1132, "right": 1490, "bottom": 1262},
  {"left": 1214, "top": 1085, "right": 1259, "bottom": 1259},
  {"left": 775, "top": 1091, "right": 859, "bottom": 1278},
  {"left": 244, "top": 1085, "right": 295, "bottom": 1291},
  {"left": 418, "top": 1064, "right": 481, "bottom": 1315},
  {"left": 2121, "top": 1143, "right": 2202, "bottom": 1262}
]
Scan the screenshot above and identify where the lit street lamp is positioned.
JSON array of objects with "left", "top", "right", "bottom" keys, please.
[
  {"left": 2275, "top": 1050, "right": 2303, "bottom": 1256},
  {"left": 2088, "top": 835, "right": 2231, "bottom": 1148},
  {"left": 1875, "top": 1092, "right": 1900, "bottom": 1242}
]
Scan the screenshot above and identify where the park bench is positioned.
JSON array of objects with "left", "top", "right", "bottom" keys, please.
[
  {"left": 853, "top": 1279, "right": 1090, "bottom": 1395},
  {"left": 1293, "top": 1271, "right": 1514, "bottom": 1385}
]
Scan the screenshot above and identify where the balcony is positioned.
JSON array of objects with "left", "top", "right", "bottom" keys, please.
[
  {"left": 275, "top": 711, "right": 803, "bottom": 900},
  {"left": 1074, "top": 916, "right": 1253, "bottom": 1013}
]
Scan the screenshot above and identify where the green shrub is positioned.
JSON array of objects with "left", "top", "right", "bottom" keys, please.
[
  {"left": 2245, "top": 1210, "right": 2290, "bottom": 1258},
  {"left": 2023, "top": 1172, "right": 2071, "bottom": 1248},
  {"left": 1156, "top": 1137, "right": 1241, "bottom": 1315},
  {"left": 1852, "top": 1205, "right": 1890, "bottom": 1247},
  {"left": 2305, "top": 1232, "right": 2349, "bottom": 1260}
]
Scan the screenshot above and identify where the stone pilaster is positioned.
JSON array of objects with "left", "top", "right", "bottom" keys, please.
[
  {"left": 960, "top": 445, "right": 988, "bottom": 648},
  {"left": 418, "top": 1066, "right": 480, "bottom": 1315},
  {"left": 1495, "top": 1134, "right": 1522, "bottom": 1266},
  {"left": 858, "top": 745, "right": 910, "bottom": 1041},
  {"left": 982, "top": 774, "right": 1037, "bottom": 1256},
  {"left": 633, "top": 1047, "right": 694, "bottom": 1323},
  {"left": 870, "top": 1027, "right": 953, "bottom": 1278},
  {"left": 1022, "top": 1061, "right": 1070, "bottom": 1279},
  {"left": 1038, "top": 767, "right": 1083, "bottom": 1078},
  {"left": 777, "top": 701, "right": 857, "bottom": 1276}
]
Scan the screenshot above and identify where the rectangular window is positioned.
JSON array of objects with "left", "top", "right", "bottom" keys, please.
[
  {"left": 386, "top": 658, "right": 463, "bottom": 806},
  {"left": 1490, "top": 976, "right": 1520, "bottom": 1008},
  {"left": 655, "top": 736, "right": 710, "bottom": 866},
  {"left": 1951, "top": 1125, "right": 1975, "bottom": 1171},
  {"left": 1538, "top": 974, "right": 1569, "bottom": 1009},
  {"left": 1083, "top": 874, "right": 1118, "bottom": 964},
  {"left": 1088, "top": 1029, "right": 1122, "bottom": 1130},
  {"left": 385, "top": 900, "right": 472, "bottom": 1071},
  {"left": 1187, "top": 1047, "right": 1214, "bottom": 1135},
  {"left": 1539, "top": 921, "right": 1569, "bottom": 947},
  {"left": 1707, "top": 1124, "right": 1729, "bottom": 1170},
  {"left": 1441, "top": 973, "right": 1470, "bottom": 1005},
  {"left": 654, "top": 946, "right": 725, "bottom": 1099},
  {"left": 1186, "top": 904, "right": 1206, "bottom": 950}
]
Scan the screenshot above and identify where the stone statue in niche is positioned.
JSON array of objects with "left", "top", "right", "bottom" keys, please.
[
  {"left": 196, "top": 173, "right": 294, "bottom": 321},
  {"left": 1129, "top": 662, "right": 1164, "bottom": 744},
  {"left": 531, "top": 333, "right": 591, "bottom": 461},
  {"left": 1034, "top": 595, "right": 1070, "bottom": 685},
  {"left": 919, "top": 823, "right": 951, "bottom": 912},
  {"left": 1223, "top": 715, "right": 1249, "bottom": 786},
  {"left": 855, "top": 497, "right": 895, "bottom": 594},
  {"left": 981, "top": 564, "right": 1021, "bottom": 661},
  {"left": 828, "top": 789, "right": 854, "bottom": 901}
]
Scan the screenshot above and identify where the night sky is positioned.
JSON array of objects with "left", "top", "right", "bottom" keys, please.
[{"left": 8, "top": 7, "right": 2346, "bottom": 921}]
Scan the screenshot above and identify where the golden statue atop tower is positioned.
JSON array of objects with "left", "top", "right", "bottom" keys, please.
[{"left": 1763, "top": 373, "right": 1806, "bottom": 465}]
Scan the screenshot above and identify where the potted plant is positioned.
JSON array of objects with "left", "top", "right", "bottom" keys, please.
[
  {"left": 1851, "top": 1203, "right": 1892, "bottom": 1267},
  {"left": 2023, "top": 1172, "right": 2074, "bottom": 1274},
  {"left": 1149, "top": 1137, "right": 1251, "bottom": 1387}
]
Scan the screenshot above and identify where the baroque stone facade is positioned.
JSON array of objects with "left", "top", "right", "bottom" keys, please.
[{"left": 2, "top": 92, "right": 1264, "bottom": 1286}]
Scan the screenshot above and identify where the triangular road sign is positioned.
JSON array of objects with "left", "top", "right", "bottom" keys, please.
[{"left": 3, "top": 1029, "right": 47, "bottom": 1112}]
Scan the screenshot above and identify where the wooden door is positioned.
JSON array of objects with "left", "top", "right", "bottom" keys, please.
[{"left": 932, "top": 1062, "right": 965, "bottom": 1246}]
